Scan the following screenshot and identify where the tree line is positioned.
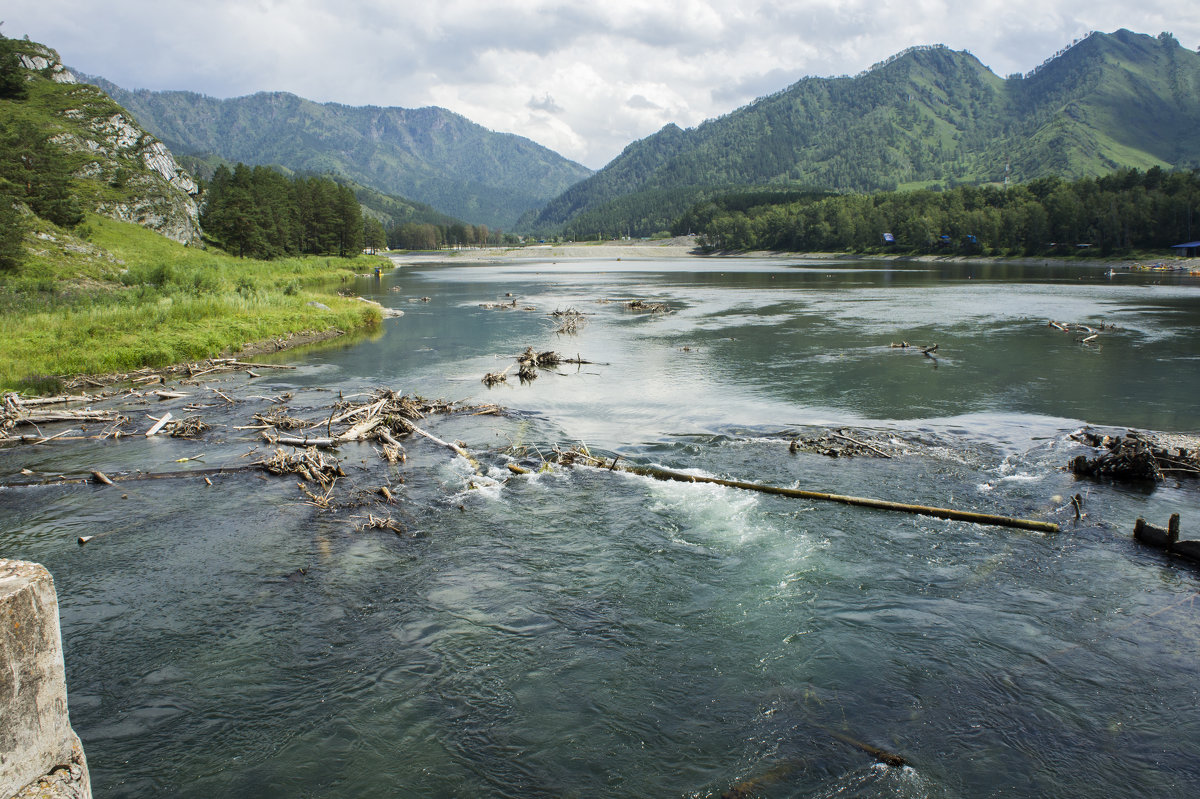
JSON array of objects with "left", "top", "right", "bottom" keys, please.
[
  {"left": 201, "top": 164, "right": 364, "bottom": 258},
  {"left": 386, "top": 220, "right": 511, "bottom": 250},
  {"left": 674, "top": 168, "right": 1200, "bottom": 256}
]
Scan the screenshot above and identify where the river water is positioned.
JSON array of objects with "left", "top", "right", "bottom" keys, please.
[{"left": 3, "top": 255, "right": 1199, "bottom": 797}]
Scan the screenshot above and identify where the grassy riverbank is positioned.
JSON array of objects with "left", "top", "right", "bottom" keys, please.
[{"left": 1, "top": 214, "right": 385, "bottom": 393}]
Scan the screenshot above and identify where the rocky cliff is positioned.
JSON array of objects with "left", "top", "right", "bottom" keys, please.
[{"left": 14, "top": 42, "right": 201, "bottom": 245}]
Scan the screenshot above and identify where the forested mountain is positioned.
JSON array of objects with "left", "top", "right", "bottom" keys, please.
[
  {"left": 79, "top": 78, "right": 592, "bottom": 230},
  {"left": 523, "top": 29, "right": 1200, "bottom": 237}
]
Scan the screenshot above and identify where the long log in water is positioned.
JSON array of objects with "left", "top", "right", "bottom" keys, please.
[{"left": 574, "top": 456, "right": 1059, "bottom": 533}]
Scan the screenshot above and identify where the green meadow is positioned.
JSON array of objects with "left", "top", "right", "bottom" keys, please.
[{"left": 1, "top": 214, "right": 384, "bottom": 393}]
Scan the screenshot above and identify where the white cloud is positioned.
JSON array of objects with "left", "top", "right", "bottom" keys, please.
[{"left": 4, "top": 0, "right": 1196, "bottom": 168}]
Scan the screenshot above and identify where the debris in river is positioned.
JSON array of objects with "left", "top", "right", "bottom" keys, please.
[
  {"left": 166, "top": 415, "right": 210, "bottom": 438},
  {"left": 2, "top": 393, "right": 127, "bottom": 436},
  {"left": 556, "top": 447, "right": 1059, "bottom": 532},
  {"left": 1047, "top": 320, "right": 1119, "bottom": 346},
  {"left": 889, "top": 341, "right": 939, "bottom": 361},
  {"left": 145, "top": 412, "right": 173, "bottom": 437},
  {"left": 1133, "top": 513, "right": 1200, "bottom": 565},
  {"left": 624, "top": 299, "right": 670, "bottom": 313},
  {"left": 59, "top": 357, "right": 295, "bottom": 392},
  {"left": 551, "top": 307, "right": 588, "bottom": 334},
  {"left": 353, "top": 513, "right": 406, "bottom": 535},
  {"left": 1069, "top": 429, "right": 1200, "bottom": 483},
  {"left": 253, "top": 407, "right": 309, "bottom": 431},
  {"left": 261, "top": 446, "right": 344, "bottom": 488},
  {"left": 787, "top": 429, "right": 894, "bottom": 458},
  {"left": 482, "top": 364, "right": 514, "bottom": 387}
]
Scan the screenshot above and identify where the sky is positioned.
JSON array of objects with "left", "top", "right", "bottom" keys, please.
[{"left": 4, "top": 1, "right": 1196, "bottom": 169}]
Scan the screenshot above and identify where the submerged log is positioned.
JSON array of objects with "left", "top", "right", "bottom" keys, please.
[
  {"left": 565, "top": 452, "right": 1059, "bottom": 532},
  {"left": 1133, "top": 514, "right": 1200, "bottom": 565}
]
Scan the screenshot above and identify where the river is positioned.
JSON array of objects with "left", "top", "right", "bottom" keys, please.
[{"left": 3, "top": 255, "right": 1199, "bottom": 797}]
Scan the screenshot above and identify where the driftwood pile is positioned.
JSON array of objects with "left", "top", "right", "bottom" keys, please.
[
  {"left": 551, "top": 307, "right": 588, "bottom": 334},
  {"left": 1047, "top": 320, "right": 1118, "bottom": 345},
  {"left": 1070, "top": 429, "right": 1200, "bottom": 482},
  {"left": 624, "top": 299, "right": 670, "bottom": 313},
  {"left": 2, "top": 392, "right": 128, "bottom": 442},
  {"left": 483, "top": 347, "right": 594, "bottom": 386},
  {"left": 262, "top": 446, "right": 345, "bottom": 487},
  {"left": 788, "top": 429, "right": 893, "bottom": 459}
]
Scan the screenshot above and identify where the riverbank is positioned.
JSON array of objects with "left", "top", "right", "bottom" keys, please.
[
  {"left": 0, "top": 215, "right": 386, "bottom": 394},
  {"left": 389, "top": 236, "right": 1200, "bottom": 272}
]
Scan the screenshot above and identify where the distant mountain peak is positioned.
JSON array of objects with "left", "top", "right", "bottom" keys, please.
[{"left": 523, "top": 28, "right": 1200, "bottom": 237}]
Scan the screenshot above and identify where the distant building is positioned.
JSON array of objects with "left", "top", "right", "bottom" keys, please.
[{"left": 1171, "top": 240, "right": 1200, "bottom": 257}]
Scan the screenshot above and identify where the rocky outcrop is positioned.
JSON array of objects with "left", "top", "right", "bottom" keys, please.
[
  {"left": 0, "top": 560, "right": 92, "bottom": 799},
  {"left": 19, "top": 43, "right": 202, "bottom": 246},
  {"left": 17, "top": 44, "right": 77, "bottom": 84}
]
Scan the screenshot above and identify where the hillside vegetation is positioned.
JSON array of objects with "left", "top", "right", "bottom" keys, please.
[{"left": 524, "top": 30, "right": 1200, "bottom": 237}]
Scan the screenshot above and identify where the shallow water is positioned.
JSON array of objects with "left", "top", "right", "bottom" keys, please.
[{"left": 3, "top": 256, "right": 1199, "bottom": 797}]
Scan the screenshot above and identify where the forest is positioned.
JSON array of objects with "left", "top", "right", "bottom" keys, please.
[
  {"left": 200, "top": 164, "right": 364, "bottom": 259},
  {"left": 672, "top": 168, "right": 1200, "bottom": 256}
]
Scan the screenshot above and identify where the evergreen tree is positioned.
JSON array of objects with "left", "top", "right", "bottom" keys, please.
[
  {"left": 363, "top": 216, "right": 387, "bottom": 251},
  {"left": 0, "top": 120, "right": 83, "bottom": 228},
  {"left": 0, "top": 32, "right": 28, "bottom": 100}
]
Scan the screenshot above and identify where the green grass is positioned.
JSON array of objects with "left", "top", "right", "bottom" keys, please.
[{"left": 1, "top": 214, "right": 385, "bottom": 393}]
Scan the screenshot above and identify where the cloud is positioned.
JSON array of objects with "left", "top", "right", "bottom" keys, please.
[
  {"left": 626, "top": 95, "right": 663, "bottom": 111},
  {"left": 4, "top": 0, "right": 1197, "bottom": 168},
  {"left": 528, "top": 94, "right": 564, "bottom": 114}
]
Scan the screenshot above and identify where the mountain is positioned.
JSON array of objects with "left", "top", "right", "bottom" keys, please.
[
  {"left": 1, "top": 38, "right": 200, "bottom": 246},
  {"left": 522, "top": 29, "right": 1200, "bottom": 236},
  {"left": 79, "top": 79, "right": 592, "bottom": 230}
]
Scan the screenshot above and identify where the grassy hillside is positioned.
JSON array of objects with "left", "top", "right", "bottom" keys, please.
[
  {"left": 525, "top": 30, "right": 1200, "bottom": 237},
  {"left": 82, "top": 80, "right": 593, "bottom": 229}
]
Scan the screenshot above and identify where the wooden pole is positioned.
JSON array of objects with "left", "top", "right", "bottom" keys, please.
[{"left": 574, "top": 455, "right": 1059, "bottom": 533}]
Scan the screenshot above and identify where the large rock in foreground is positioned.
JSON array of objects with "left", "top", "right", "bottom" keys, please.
[{"left": 0, "top": 560, "right": 91, "bottom": 799}]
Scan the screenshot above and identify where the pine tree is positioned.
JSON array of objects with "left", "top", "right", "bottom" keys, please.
[{"left": 0, "top": 32, "right": 28, "bottom": 100}]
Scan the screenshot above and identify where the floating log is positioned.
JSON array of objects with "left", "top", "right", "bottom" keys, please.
[
  {"left": 1, "top": 463, "right": 264, "bottom": 488},
  {"left": 567, "top": 453, "right": 1059, "bottom": 532},
  {"left": 2, "top": 393, "right": 93, "bottom": 407},
  {"left": 145, "top": 412, "right": 173, "bottom": 437},
  {"left": 399, "top": 418, "right": 480, "bottom": 470},
  {"left": 264, "top": 432, "right": 339, "bottom": 448},
  {"left": 7, "top": 409, "right": 123, "bottom": 426}
]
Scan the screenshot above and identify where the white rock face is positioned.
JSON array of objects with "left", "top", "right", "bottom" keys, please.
[{"left": 17, "top": 53, "right": 78, "bottom": 83}]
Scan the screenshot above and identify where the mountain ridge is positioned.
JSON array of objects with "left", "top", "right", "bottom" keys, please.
[
  {"left": 78, "top": 77, "right": 593, "bottom": 230},
  {"left": 522, "top": 29, "right": 1200, "bottom": 236}
]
